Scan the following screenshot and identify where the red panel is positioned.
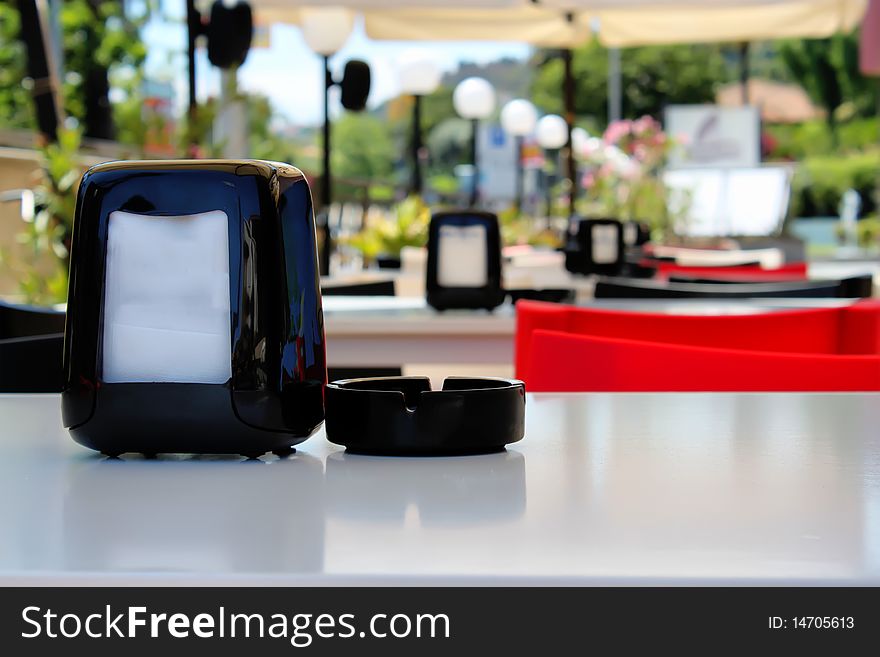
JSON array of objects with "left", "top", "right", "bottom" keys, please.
[
  {"left": 651, "top": 261, "right": 809, "bottom": 281},
  {"left": 515, "top": 299, "right": 880, "bottom": 390},
  {"left": 526, "top": 330, "right": 880, "bottom": 392}
]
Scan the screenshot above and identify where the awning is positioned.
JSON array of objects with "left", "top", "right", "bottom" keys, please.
[
  {"left": 250, "top": 1, "right": 867, "bottom": 47},
  {"left": 581, "top": 0, "right": 867, "bottom": 46}
]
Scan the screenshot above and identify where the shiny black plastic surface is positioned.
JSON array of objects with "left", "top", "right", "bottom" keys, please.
[
  {"left": 564, "top": 217, "right": 626, "bottom": 276},
  {"left": 62, "top": 159, "right": 326, "bottom": 455},
  {"left": 325, "top": 376, "right": 525, "bottom": 455}
]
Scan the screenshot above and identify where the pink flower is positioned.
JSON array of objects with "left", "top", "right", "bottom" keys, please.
[
  {"left": 603, "top": 119, "right": 632, "bottom": 145},
  {"left": 582, "top": 171, "right": 596, "bottom": 189},
  {"left": 632, "top": 115, "right": 658, "bottom": 137},
  {"left": 619, "top": 160, "right": 641, "bottom": 181}
]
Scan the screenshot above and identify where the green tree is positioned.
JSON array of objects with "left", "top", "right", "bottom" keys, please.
[
  {"left": 331, "top": 112, "right": 396, "bottom": 200},
  {"left": 532, "top": 39, "right": 729, "bottom": 125},
  {"left": 247, "top": 94, "right": 301, "bottom": 164},
  {"left": 779, "top": 31, "right": 878, "bottom": 134},
  {"left": 426, "top": 117, "right": 470, "bottom": 172},
  {"left": 0, "top": 3, "right": 34, "bottom": 130},
  {"left": 59, "top": 0, "right": 148, "bottom": 139}
]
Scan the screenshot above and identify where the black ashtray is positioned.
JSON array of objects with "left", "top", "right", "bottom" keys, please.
[
  {"left": 325, "top": 376, "right": 525, "bottom": 456},
  {"left": 507, "top": 288, "right": 575, "bottom": 304}
]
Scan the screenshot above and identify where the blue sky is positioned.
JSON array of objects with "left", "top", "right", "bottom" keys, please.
[{"left": 142, "top": 4, "right": 531, "bottom": 128}]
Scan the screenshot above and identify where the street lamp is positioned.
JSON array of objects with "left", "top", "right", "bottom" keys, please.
[
  {"left": 453, "top": 77, "right": 496, "bottom": 207},
  {"left": 398, "top": 50, "right": 442, "bottom": 196},
  {"left": 300, "top": 7, "right": 354, "bottom": 274},
  {"left": 536, "top": 114, "right": 568, "bottom": 222},
  {"left": 500, "top": 99, "right": 538, "bottom": 213}
]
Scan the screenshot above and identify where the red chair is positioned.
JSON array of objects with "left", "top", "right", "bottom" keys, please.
[
  {"left": 526, "top": 330, "right": 880, "bottom": 392},
  {"left": 515, "top": 300, "right": 880, "bottom": 391},
  {"left": 651, "top": 261, "right": 809, "bottom": 282}
]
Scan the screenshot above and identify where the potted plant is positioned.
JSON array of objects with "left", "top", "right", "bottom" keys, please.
[{"left": 343, "top": 195, "right": 430, "bottom": 268}]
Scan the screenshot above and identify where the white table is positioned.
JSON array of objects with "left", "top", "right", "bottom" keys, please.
[
  {"left": 323, "top": 296, "right": 854, "bottom": 368},
  {"left": 2, "top": 392, "right": 879, "bottom": 585}
]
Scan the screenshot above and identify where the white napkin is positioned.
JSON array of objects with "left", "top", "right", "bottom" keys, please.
[
  {"left": 437, "top": 224, "right": 488, "bottom": 288},
  {"left": 102, "top": 209, "right": 232, "bottom": 384}
]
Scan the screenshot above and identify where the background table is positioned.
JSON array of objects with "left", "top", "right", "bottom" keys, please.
[
  {"left": 323, "top": 296, "right": 855, "bottom": 368},
  {"left": 2, "top": 392, "right": 879, "bottom": 585}
]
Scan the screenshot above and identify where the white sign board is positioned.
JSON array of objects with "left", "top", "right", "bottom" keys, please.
[
  {"left": 665, "top": 105, "right": 760, "bottom": 169},
  {"left": 477, "top": 123, "right": 517, "bottom": 202},
  {"left": 664, "top": 167, "right": 792, "bottom": 237}
]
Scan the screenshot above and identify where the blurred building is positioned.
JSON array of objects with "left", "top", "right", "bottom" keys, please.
[{"left": 716, "top": 79, "right": 824, "bottom": 123}]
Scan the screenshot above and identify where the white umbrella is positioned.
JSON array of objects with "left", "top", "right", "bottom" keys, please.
[
  {"left": 251, "top": 1, "right": 866, "bottom": 47},
  {"left": 547, "top": 0, "right": 867, "bottom": 46}
]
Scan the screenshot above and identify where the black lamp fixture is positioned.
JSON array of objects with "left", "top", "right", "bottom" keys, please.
[
  {"left": 453, "top": 77, "right": 497, "bottom": 207},
  {"left": 300, "top": 8, "right": 370, "bottom": 275},
  {"left": 186, "top": 0, "right": 254, "bottom": 143},
  {"left": 500, "top": 99, "right": 539, "bottom": 214},
  {"left": 398, "top": 50, "right": 442, "bottom": 196},
  {"left": 536, "top": 114, "right": 569, "bottom": 225}
]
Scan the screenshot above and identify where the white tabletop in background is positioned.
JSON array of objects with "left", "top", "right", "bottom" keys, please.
[
  {"left": 2, "top": 392, "right": 879, "bottom": 586},
  {"left": 322, "top": 296, "right": 854, "bottom": 336}
]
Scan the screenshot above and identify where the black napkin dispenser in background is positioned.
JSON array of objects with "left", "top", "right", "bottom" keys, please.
[
  {"left": 62, "top": 160, "right": 327, "bottom": 457},
  {"left": 426, "top": 210, "right": 506, "bottom": 311},
  {"left": 564, "top": 218, "right": 626, "bottom": 276}
]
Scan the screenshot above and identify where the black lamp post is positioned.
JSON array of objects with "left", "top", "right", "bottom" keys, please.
[
  {"left": 500, "top": 99, "right": 538, "bottom": 214},
  {"left": 398, "top": 50, "right": 441, "bottom": 196},
  {"left": 301, "top": 8, "right": 355, "bottom": 275},
  {"left": 536, "top": 114, "right": 569, "bottom": 227},
  {"left": 453, "top": 77, "right": 496, "bottom": 208}
]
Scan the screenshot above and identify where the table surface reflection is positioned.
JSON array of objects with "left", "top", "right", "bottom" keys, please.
[{"left": 2, "top": 393, "right": 879, "bottom": 585}]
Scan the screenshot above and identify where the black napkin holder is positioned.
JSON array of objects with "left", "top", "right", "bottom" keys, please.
[
  {"left": 62, "top": 160, "right": 326, "bottom": 458},
  {"left": 426, "top": 210, "right": 505, "bottom": 311},
  {"left": 564, "top": 217, "right": 626, "bottom": 276}
]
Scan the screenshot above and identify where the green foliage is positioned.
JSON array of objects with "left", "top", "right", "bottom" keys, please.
[
  {"left": 247, "top": 94, "right": 300, "bottom": 164},
  {"left": 0, "top": 3, "right": 34, "bottom": 130},
  {"left": 425, "top": 117, "right": 471, "bottom": 173},
  {"left": 426, "top": 173, "right": 459, "bottom": 197},
  {"left": 765, "top": 117, "right": 879, "bottom": 160},
  {"left": 178, "top": 97, "right": 220, "bottom": 158},
  {"left": 854, "top": 216, "right": 880, "bottom": 249},
  {"left": 331, "top": 112, "right": 396, "bottom": 200},
  {"left": 833, "top": 215, "right": 880, "bottom": 249},
  {"left": 791, "top": 150, "right": 879, "bottom": 218},
  {"left": 418, "top": 86, "right": 457, "bottom": 143},
  {"left": 532, "top": 40, "right": 729, "bottom": 124},
  {"left": 16, "top": 128, "right": 86, "bottom": 304},
  {"left": 343, "top": 195, "right": 429, "bottom": 260},
  {"left": 59, "top": 0, "right": 148, "bottom": 131},
  {"left": 497, "top": 206, "right": 561, "bottom": 248},
  {"left": 778, "top": 32, "right": 878, "bottom": 131}
]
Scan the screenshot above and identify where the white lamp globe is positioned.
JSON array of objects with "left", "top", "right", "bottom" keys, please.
[
  {"left": 536, "top": 114, "right": 568, "bottom": 150},
  {"left": 398, "top": 49, "right": 442, "bottom": 96},
  {"left": 571, "top": 127, "right": 590, "bottom": 157},
  {"left": 300, "top": 7, "right": 354, "bottom": 56},
  {"left": 453, "top": 77, "right": 496, "bottom": 120},
  {"left": 500, "top": 99, "right": 538, "bottom": 137}
]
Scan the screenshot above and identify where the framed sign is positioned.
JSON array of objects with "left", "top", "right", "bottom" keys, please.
[{"left": 665, "top": 105, "right": 760, "bottom": 169}]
